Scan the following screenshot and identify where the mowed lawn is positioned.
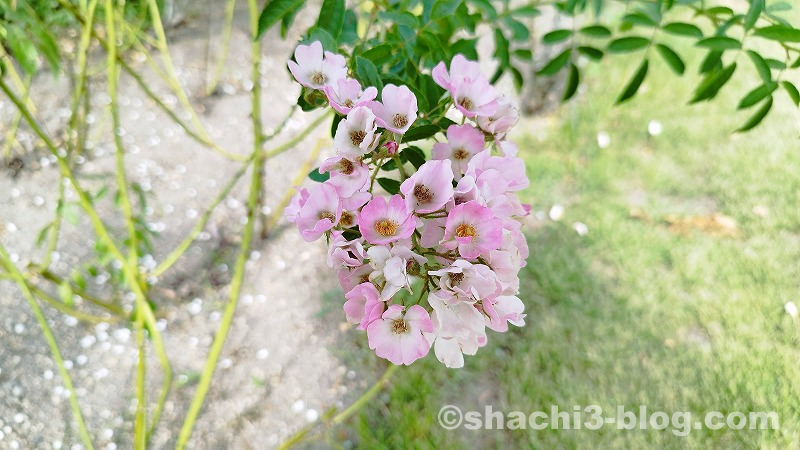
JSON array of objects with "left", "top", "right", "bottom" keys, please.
[{"left": 341, "top": 37, "right": 800, "bottom": 449}]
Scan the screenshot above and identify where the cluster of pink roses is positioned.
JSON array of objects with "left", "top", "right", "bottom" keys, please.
[{"left": 285, "top": 41, "right": 530, "bottom": 368}]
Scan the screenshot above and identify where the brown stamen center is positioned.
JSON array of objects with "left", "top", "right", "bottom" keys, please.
[
  {"left": 413, "top": 184, "right": 434, "bottom": 204},
  {"left": 320, "top": 212, "right": 336, "bottom": 222},
  {"left": 455, "top": 223, "right": 477, "bottom": 238},
  {"left": 339, "top": 158, "right": 355, "bottom": 175},
  {"left": 391, "top": 318, "right": 409, "bottom": 334},
  {"left": 453, "top": 148, "right": 470, "bottom": 160},
  {"left": 339, "top": 210, "right": 354, "bottom": 227},
  {"left": 350, "top": 130, "right": 367, "bottom": 147},
  {"left": 392, "top": 114, "right": 408, "bottom": 129},
  {"left": 448, "top": 272, "right": 464, "bottom": 285},
  {"left": 359, "top": 273, "right": 371, "bottom": 284},
  {"left": 311, "top": 71, "right": 326, "bottom": 85},
  {"left": 375, "top": 219, "right": 399, "bottom": 237},
  {"left": 458, "top": 97, "right": 474, "bottom": 111},
  {"left": 344, "top": 99, "right": 355, "bottom": 108}
]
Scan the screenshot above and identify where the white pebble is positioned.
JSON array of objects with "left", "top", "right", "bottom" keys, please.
[
  {"left": 256, "top": 349, "right": 269, "bottom": 359},
  {"left": 597, "top": 131, "right": 611, "bottom": 149},
  {"left": 80, "top": 335, "right": 96, "bottom": 348},
  {"left": 785, "top": 301, "right": 798, "bottom": 318},
  {"left": 13, "top": 323, "right": 24, "bottom": 334},
  {"left": 43, "top": 370, "right": 54, "bottom": 380},
  {"left": 549, "top": 204, "right": 564, "bottom": 221},
  {"left": 305, "top": 409, "right": 319, "bottom": 422},
  {"left": 573, "top": 222, "right": 589, "bottom": 236},
  {"left": 648, "top": 120, "right": 663, "bottom": 136},
  {"left": 291, "top": 400, "right": 305, "bottom": 413}
]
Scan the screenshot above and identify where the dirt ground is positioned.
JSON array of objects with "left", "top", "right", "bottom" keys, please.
[{"left": 0, "top": 1, "right": 375, "bottom": 448}]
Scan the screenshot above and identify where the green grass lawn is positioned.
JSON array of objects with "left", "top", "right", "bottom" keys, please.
[{"left": 339, "top": 41, "right": 800, "bottom": 449}]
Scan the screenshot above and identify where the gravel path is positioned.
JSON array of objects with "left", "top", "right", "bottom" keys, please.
[{"left": 0, "top": 1, "right": 370, "bottom": 448}]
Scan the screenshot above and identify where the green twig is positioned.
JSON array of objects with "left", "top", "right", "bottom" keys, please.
[
  {"left": 175, "top": 0, "right": 264, "bottom": 445},
  {"left": 0, "top": 244, "right": 95, "bottom": 450}
]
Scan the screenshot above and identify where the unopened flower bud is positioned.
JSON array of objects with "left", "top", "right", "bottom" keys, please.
[{"left": 384, "top": 141, "right": 399, "bottom": 156}]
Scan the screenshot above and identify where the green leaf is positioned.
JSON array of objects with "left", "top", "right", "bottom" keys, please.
[
  {"left": 737, "top": 96, "right": 772, "bottom": 132},
  {"left": 308, "top": 168, "right": 330, "bottom": 182},
  {"left": 468, "top": 0, "right": 497, "bottom": 19},
  {"left": 753, "top": 25, "right": 800, "bottom": 42},
  {"left": 378, "top": 11, "right": 419, "bottom": 28},
  {"left": 699, "top": 50, "right": 723, "bottom": 74},
  {"left": 6, "top": 26, "right": 37, "bottom": 74},
  {"left": 280, "top": 1, "right": 306, "bottom": 38},
  {"left": 746, "top": 50, "right": 772, "bottom": 82},
  {"left": 662, "top": 22, "right": 703, "bottom": 38},
  {"left": 655, "top": 44, "right": 685, "bottom": 75},
  {"left": 607, "top": 36, "right": 650, "bottom": 53},
  {"left": 691, "top": 63, "right": 737, "bottom": 103},
  {"left": 304, "top": 28, "right": 337, "bottom": 52},
  {"left": 402, "top": 125, "right": 441, "bottom": 142},
  {"left": 537, "top": 48, "right": 571, "bottom": 75},
  {"left": 355, "top": 56, "right": 383, "bottom": 92},
  {"left": 542, "top": 29, "right": 572, "bottom": 44},
  {"left": 432, "top": 0, "right": 462, "bottom": 19},
  {"left": 563, "top": 63, "right": 580, "bottom": 101},
  {"left": 705, "top": 6, "right": 734, "bottom": 16},
  {"left": 765, "top": 58, "right": 786, "bottom": 70},
  {"left": 737, "top": 83, "right": 777, "bottom": 109},
  {"left": 377, "top": 178, "right": 401, "bottom": 194},
  {"left": 510, "top": 65, "right": 524, "bottom": 92},
  {"left": 257, "top": 0, "right": 306, "bottom": 38},
  {"left": 494, "top": 28, "right": 511, "bottom": 67},
  {"left": 404, "top": 146, "right": 427, "bottom": 169},
  {"left": 577, "top": 46, "right": 604, "bottom": 61},
  {"left": 782, "top": 81, "right": 800, "bottom": 106},
  {"left": 622, "top": 12, "right": 657, "bottom": 27},
  {"left": 504, "top": 17, "right": 530, "bottom": 42},
  {"left": 451, "top": 39, "right": 479, "bottom": 60},
  {"left": 580, "top": 24, "right": 612, "bottom": 38},
  {"left": 616, "top": 59, "right": 649, "bottom": 104},
  {"left": 331, "top": 113, "right": 344, "bottom": 138},
  {"left": 36, "top": 222, "right": 54, "bottom": 248},
  {"left": 58, "top": 280, "right": 74, "bottom": 307},
  {"left": 361, "top": 44, "right": 394, "bottom": 66},
  {"left": 510, "top": 5, "right": 540, "bottom": 16},
  {"left": 744, "top": 0, "right": 764, "bottom": 30},
  {"left": 696, "top": 36, "right": 741, "bottom": 51},
  {"left": 316, "top": 0, "right": 345, "bottom": 39},
  {"left": 31, "top": 24, "right": 61, "bottom": 74},
  {"left": 767, "top": 2, "right": 792, "bottom": 13},
  {"left": 513, "top": 49, "right": 534, "bottom": 61}
]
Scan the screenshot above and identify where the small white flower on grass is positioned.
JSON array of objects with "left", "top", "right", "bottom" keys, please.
[
  {"left": 597, "top": 131, "right": 611, "bottom": 149},
  {"left": 785, "top": 301, "right": 798, "bottom": 318},
  {"left": 648, "top": 120, "right": 663, "bottom": 136}
]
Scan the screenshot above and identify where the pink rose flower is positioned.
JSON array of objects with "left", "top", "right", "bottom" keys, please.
[
  {"left": 294, "top": 182, "right": 341, "bottom": 242},
  {"left": 399, "top": 159, "right": 455, "bottom": 213},
  {"left": 441, "top": 201, "right": 503, "bottom": 259},
  {"left": 324, "top": 78, "right": 379, "bottom": 115},
  {"left": 358, "top": 194, "right": 415, "bottom": 245},
  {"left": 319, "top": 156, "right": 370, "bottom": 198},
  {"left": 344, "top": 282, "right": 385, "bottom": 330},
  {"left": 334, "top": 106, "right": 381, "bottom": 160},
  {"left": 287, "top": 41, "right": 347, "bottom": 90},
  {"left": 368, "top": 84, "right": 418, "bottom": 134},
  {"left": 367, "top": 304, "right": 434, "bottom": 365},
  {"left": 432, "top": 124, "right": 486, "bottom": 179}
]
